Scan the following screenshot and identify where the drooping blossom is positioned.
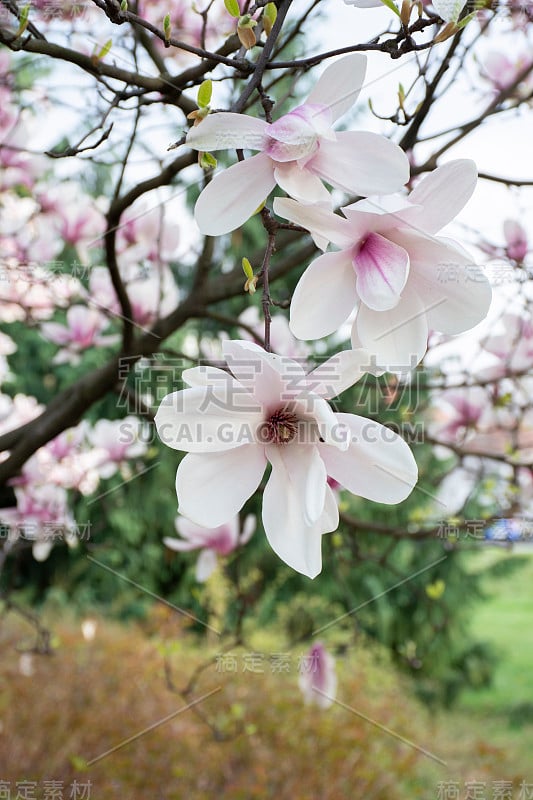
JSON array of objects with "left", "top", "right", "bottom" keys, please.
[
  {"left": 40, "top": 305, "right": 118, "bottom": 364},
  {"left": 164, "top": 514, "right": 256, "bottom": 581},
  {"left": 185, "top": 54, "right": 410, "bottom": 235},
  {"left": 155, "top": 340, "right": 417, "bottom": 578},
  {"left": 298, "top": 641, "right": 337, "bottom": 709},
  {"left": 274, "top": 159, "right": 492, "bottom": 371},
  {"left": 503, "top": 220, "right": 528, "bottom": 262}
]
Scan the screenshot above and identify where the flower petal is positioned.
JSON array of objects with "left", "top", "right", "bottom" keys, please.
[
  {"left": 240, "top": 513, "right": 256, "bottom": 544},
  {"left": 306, "top": 53, "right": 368, "bottom": 122},
  {"left": 273, "top": 163, "right": 332, "bottom": 207},
  {"left": 176, "top": 445, "right": 266, "bottom": 527},
  {"left": 195, "top": 549, "right": 218, "bottom": 582},
  {"left": 182, "top": 365, "right": 234, "bottom": 388},
  {"left": 354, "top": 285, "right": 429, "bottom": 372},
  {"left": 318, "top": 412, "right": 418, "bottom": 503},
  {"left": 186, "top": 112, "right": 268, "bottom": 152},
  {"left": 262, "top": 444, "right": 326, "bottom": 578},
  {"left": 290, "top": 250, "right": 357, "bottom": 340},
  {"left": 223, "top": 338, "right": 305, "bottom": 408},
  {"left": 306, "top": 348, "right": 371, "bottom": 399},
  {"left": 390, "top": 229, "right": 492, "bottom": 334},
  {"left": 155, "top": 386, "right": 263, "bottom": 453},
  {"left": 273, "top": 197, "right": 354, "bottom": 250},
  {"left": 309, "top": 131, "right": 410, "bottom": 197},
  {"left": 353, "top": 232, "right": 410, "bottom": 311},
  {"left": 194, "top": 152, "right": 276, "bottom": 236},
  {"left": 407, "top": 159, "right": 477, "bottom": 234}
]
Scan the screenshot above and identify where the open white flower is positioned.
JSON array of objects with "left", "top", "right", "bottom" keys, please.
[
  {"left": 185, "top": 53, "right": 409, "bottom": 236},
  {"left": 155, "top": 340, "right": 417, "bottom": 578},
  {"left": 274, "top": 159, "right": 492, "bottom": 371}
]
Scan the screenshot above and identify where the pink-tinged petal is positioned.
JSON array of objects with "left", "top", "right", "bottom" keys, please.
[
  {"left": 176, "top": 445, "right": 266, "bottom": 527},
  {"left": 186, "top": 112, "right": 268, "bottom": 152},
  {"left": 318, "top": 412, "right": 418, "bottom": 503},
  {"left": 163, "top": 535, "right": 199, "bottom": 552},
  {"left": 175, "top": 515, "right": 210, "bottom": 543},
  {"left": 273, "top": 163, "right": 332, "bottom": 207},
  {"left": 299, "top": 642, "right": 337, "bottom": 708},
  {"left": 273, "top": 197, "right": 353, "bottom": 250},
  {"left": 290, "top": 251, "right": 357, "bottom": 340},
  {"left": 195, "top": 549, "right": 218, "bottom": 582},
  {"left": 155, "top": 386, "right": 263, "bottom": 453},
  {"left": 262, "top": 445, "right": 325, "bottom": 578},
  {"left": 390, "top": 229, "right": 492, "bottom": 334},
  {"left": 194, "top": 153, "right": 276, "bottom": 236},
  {"left": 309, "top": 131, "right": 410, "bottom": 197},
  {"left": 407, "top": 160, "right": 477, "bottom": 234},
  {"left": 306, "top": 348, "right": 371, "bottom": 399},
  {"left": 307, "top": 53, "right": 368, "bottom": 122},
  {"left": 354, "top": 285, "right": 428, "bottom": 371},
  {"left": 240, "top": 513, "right": 256, "bottom": 544},
  {"left": 353, "top": 232, "right": 409, "bottom": 311},
  {"left": 222, "top": 339, "right": 307, "bottom": 408}
]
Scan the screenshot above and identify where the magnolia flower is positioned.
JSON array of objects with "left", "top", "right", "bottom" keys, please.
[
  {"left": 504, "top": 220, "right": 528, "bottom": 262},
  {"left": 155, "top": 340, "right": 417, "bottom": 578},
  {"left": 298, "top": 642, "right": 337, "bottom": 709},
  {"left": 481, "top": 51, "right": 533, "bottom": 95},
  {"left": 481, "top": 314, "right": 533, "bottom": 379},
  {"left": 274, "top": 159, "right": 492, "bottom": 371},
  {"left": 164, "top": 514, "right": 256, "bottom": 581},
  {"left": 185, "top": 54, "right": 410, "bottom": 236},
  {"left": 40, "top": 305, "right": 118, "bottom": 364},
  {"left": 89, "top": 417, "right": 148, "bottom": 479}
]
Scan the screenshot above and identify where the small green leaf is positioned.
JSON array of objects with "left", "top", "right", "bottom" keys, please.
[
  {"left": 163, "top": 12, "right": 171, "bottom": 38},
  {"left": 457, "top": 10, "right": 476, "bottom": 27},
  {"left": 200, "top": 152, "right": 217, "bottom": 169},
  {"left": 242, "top": 257, "right": 254, "bottom": 280},
  {"left": 120, "top": 0, "right": 128, "bottom": 10},
  {"left": 379, "top": 0, "right": 401, "bottom": 17},
  {"left": 98, "top": 39, "right": 112, "bottom": 60},
  {"left": 224, "top": 0, "right": 241, "bottom": 17},
  {"left": 197, "top": 80, "right": 212, "bottom": 109},
  {"left": 15, "top": 3, "right": 30, "bottom": 37},
  {"left": 263, "top": 2, "right": 277, "bottom": 35}
]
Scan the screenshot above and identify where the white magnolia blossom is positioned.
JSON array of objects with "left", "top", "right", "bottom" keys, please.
[
  {"left": 185, "top": 53, "right": 409, "bottom": 236},
  {"left": 274, "top": 160, "right": 492, "bottom": 371},
  {"left": 155, "top": 340, "right": 417, "bottom": 578}
]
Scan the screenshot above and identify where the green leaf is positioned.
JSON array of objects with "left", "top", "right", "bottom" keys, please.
[
  {"left": 379, "top": 0, "right": 401, "bottom": 17},
  {"left": 98, "top": 39, "right": 112, "bottom": 60},
  {"left": 457, "top": 10, "right": 476, "bottom": 27},
  {"left": 15, "top": 4, "right": 30, "bottom": 37},
  {"left": 197, "top": 80, "right": 212, "bottom": 109},
  {"left": 242, "top": 257, "right": 254, "bottom": 280},
  {"left": 224, "top": 0, "right": 241, "bottom": 17},
  {"left": 120, "top": 0, "right": 128, "bottom": 10},
  {"left": 200, "top": 152, "right": 217, "bottom": 169},
  {"left": 163, "top": 12, "right": 171, "bottom": 37}
]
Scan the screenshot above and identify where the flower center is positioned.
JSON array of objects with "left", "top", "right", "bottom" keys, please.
[{"left": 259, "top": 409, "right": 299, "bottom": 445}]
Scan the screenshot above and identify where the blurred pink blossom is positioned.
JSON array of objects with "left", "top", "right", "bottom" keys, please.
[
  {"left": 503, "top": 219, "right": 528, "bottom": 261},
  {"left": 164, "top": 514, "right": 256, "bottom": 581},
  {"left": 298, "top": 641, "right": 337, "bottom": 709}
]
